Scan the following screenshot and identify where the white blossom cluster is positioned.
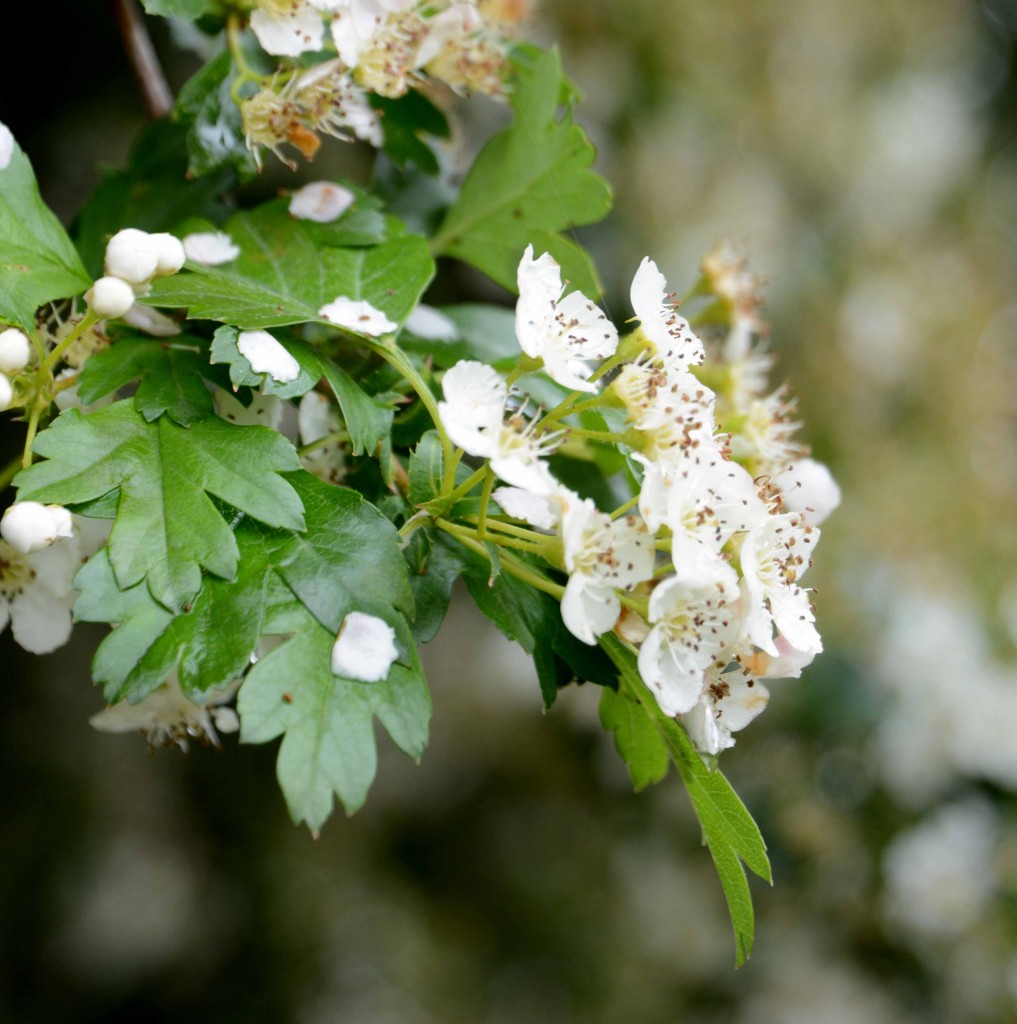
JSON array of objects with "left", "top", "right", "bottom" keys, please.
[
  {"left": 438, "top": 245, "right": 840, "bottom": 754},
  {"left": 86, "top": 228, "right": 186, "bottom": 322},
  {"left": 0, "top": 327, "right": 32, "bottom": 412},
  {"left": 241, "top": 0, "right": 518, "bottom": 163}
]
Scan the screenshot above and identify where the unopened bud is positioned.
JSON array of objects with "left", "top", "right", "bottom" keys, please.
[
  {"left": 104, "top": 228, "right": 160, "bottom": 285},
  {"left": 0, "top": 374, "right": 12, "bottom": 411},
  {"left": 86, "top": 276, "right": 136, "bottom": 320},
  {"left": 1, "top": 501, "right": 74, "bottom": 554},
  {"left": 0, "top": 328, "right": 30, "bottom": 374},
  {"left": 150, "top": 233, "right": 186, "bottom": 277}
]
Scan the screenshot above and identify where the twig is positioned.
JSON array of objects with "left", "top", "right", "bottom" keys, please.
[{"left": 112, "top": 0, "right": 174, "bottom": 119}]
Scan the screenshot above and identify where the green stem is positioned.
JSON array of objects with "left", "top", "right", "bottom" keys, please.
[
  {"left": 476, "top": 469, "right": 494, "bottom": 539},
  {"left": 440, "top": 519, "right": 549, "bottom": 557},
  {"left": 568, "top": 427, "right": 631, "bottom": 444},
  {"left": 464, "top": 517, "right": 546, "bottom": 542},
  {"left": 0, "top": 454, "right": 21, "bottom": 493},
  {"left": 21, "top": 404, "right": 43, "bottom": 469},
  {"left": 610, "top": 495, "right": 640, "bottom": 520},
  {"left": 297, "top": 430, "right": 350, "bottom": 456},
  {"left": 436, "top": 520, "right": 565, "bottom": 600}
]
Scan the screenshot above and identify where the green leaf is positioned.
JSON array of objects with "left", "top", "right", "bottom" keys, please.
[
  {"left": 407, "top": 430, "right": 445, "bottom": 504},
  {"left": 74, "top": 121, "right": 232, "bottom": 278},
  {"left": 15, "top": 401, "right": 304, "bottom": 610},
  {"left": 399, "top": 303, "right": 520, "bottom": 370},
  {"left": 405, "top": 531, "right": 463, "bottom": 643},
  {"left": 145, "top": 201, "right": 434, "bottom": 330},
  {"left": 0, "top": 131, "right": 90, "bottom": 330},
  {"left": 431, "top": 47, "right": 612, "bottom": 298},
  {"left": 211, "top": 325, "right": 322, "bottom": 400},
  {"left": 599, "top": 633, "right": 771, "bottom": 966},
  {"left": 320, "top": 358, "right": 393, "bottom": 457},
  {"left": 77, "top": 335, "right": 215, "bottom": 426},
  {"left": 239, "top": 611, "right": 430, "bottom": 829},
  {"left": 599, "top": 687, "right": 669, "bottom": 790},
  {"left": 274, "top": 472, "right": 414, "bottom": 634},
  {"left": 373, "top": 91, "right": 450, "bottom": 175},
  {"left": 141, "top": 0, "right": 209, "bottom": 16},
  {"left": 75, "top": 521, "right": 280, "bottom": 703},
  {"left": 174, "top": 50, "right": 258, "bottom": 178}
]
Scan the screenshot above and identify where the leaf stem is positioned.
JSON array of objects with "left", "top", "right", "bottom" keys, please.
[
  {"left": 610, "top": 495, "right": 640, "bottom": 520},
  {"left": 476, "top": 468, "right": 494, "bottom": 538},
  {"left": 21, "top": 404, "right": 43, "bottom": 469}
]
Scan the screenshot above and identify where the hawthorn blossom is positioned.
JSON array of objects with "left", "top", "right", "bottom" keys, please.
[
  {"left": 638, "top": 561, "right": 739, "bottom": 716},
  {"left": 515, "top": 245, "right": 618, "bottom": 392},
  {"left": 681, "top": 668, "right": 770, "bottom": 756},
  {"left": 318, "top": 296, "right": 396, "bottom": 336},
  {"left": 236, "top": 330, "right": 301, "bottom": 383},
  {"left": 0, "top": 515, "right": 109, "bottom": 654},
  {"left": 630, "top": 257, "right": 704, "bottom": 372},
  {"left": 437, "top": 360, "right": 557, "bottom": 494},
  {"left": 331, "top": 611, "right": 398, "bottom": 682},
  {"left": 492, "top": 486, "right": 557, "bottom": 530},
  {"left": 90, "top": 673, "right": 240, "bottom": 751},
  {"left": 739, "top": 512, "right": 821, "bottom": 658},
  {"left": 558, "top": 491, "right": 654, "bottom": 644},
  {"left": 250, "top": 3, "right": 325, "bottom": 57}
]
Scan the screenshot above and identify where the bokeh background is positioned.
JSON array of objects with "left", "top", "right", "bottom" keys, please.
[{"left": 2, "top": 0, "right": 1017, "bottom": 1020}]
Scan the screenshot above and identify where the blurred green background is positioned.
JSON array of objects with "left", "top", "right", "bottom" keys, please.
[{"left": 2, "top": 1, "right": 1017, "bottom": 1020}]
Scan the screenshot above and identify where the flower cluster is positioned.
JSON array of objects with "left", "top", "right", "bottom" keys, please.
[
  {"left": 239, "top": 0, "right": 518, "bottom": 164},
  {"left": 86, "top": 228, "right": 185, "bottom": 322},
  {"left": 436, "top": 245, "right": 838, "bottom": 755}
]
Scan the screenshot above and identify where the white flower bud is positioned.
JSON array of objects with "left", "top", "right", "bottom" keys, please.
[
  {"left": 0, "top": 121, "right": 13, "bottom": 170},
  {"left": 330, "top": 612, "right": 398, "bottom": 682},
  {"left": 86, "top": 276, "right": 136, "bottom": 320},
  {"left": 1, "top": 502, "right": 74, "bottom": 554},
  {"left": 104, "top": 228, "right": 160, "bottom": 284},
  {"left": 150, "top": 233, "right": 186, "bottom": 276},
  {"left": 0, "top": 373, "right": 12, "bottom": 411},
  {"left": 0, "top": 328, "right": 30, "bottom": 374}
]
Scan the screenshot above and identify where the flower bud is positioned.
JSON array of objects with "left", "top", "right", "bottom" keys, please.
[
  {"left": 86, "top": 277, "right": 136, "bottom": 320},
  {"left": 1, "top": 501, "right": 74, "bottom": 554},
  {"left": 104, "top": 228, "right": 160, "bottom": 285},
  {"left": 150, "top": 233, "right": 186, "bottom": 277},
  {"left": 0, "top": 373, "right": 12, "bottom": 411},
  {"left": 0, "top": 328, "right": 30, "bottom": 374}
]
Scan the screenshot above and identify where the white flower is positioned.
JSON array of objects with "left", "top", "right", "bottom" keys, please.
[
  {"left": 404, "top": 304, "right": 457, "bottom": 341},
  {"left": 640, "top": 445, "right": 767, "bottom": 574},
  {"left": 329, "top": 0, "right": 416, "bottom": 69},
  {"left": 289, "top": 181, "right": 355, "bottom": 222},
  {"left": 251, "top": 4, "right": 325, "bottom": 57},
  {"left": 638, "top": 561, "right": 739, "bottom": 716},
  {"left": 682, "top": 670, "right": 770, "bottom": 755},
  {"left": 437, "top": 360, "right": 559, "bottom": 494},
  {"left": 515, "top": 245, "right": 618, "bottom": 392},
  {"left": 182, "top": 231, "right": 241, "bottom": 266},
  {"left": 0, "top": 515, "right": 109, "bottom": 654},
  {"left": 1, "top": 501, "right": 74, "bottom": 554},
  {"left": 0, "top": 374, "right": 12, "bottom": 411},
  {"left": 493, "top": 486, "right": 557, "bottom": 530},
  {"left": 558, "top": 491, "right": 655, "bottom": 645},
  {"left": 85, "top": 276, "right": 136, "bottom": 320},
  {"left": 120, "top": 304, "right": 182, "bottom": 338},
  {"left": 236, "top": 329, "right": 301, "bottom": 383},
  {"left": 331, "top": 611, "right": 398, "bottom": 682},
  {"left": 739, "top": 512, "right": 821, "bottom": 657},
  {"left": 630, "top": 257, "right": 704, "bottom": 372},
  {"left": 773, "top": 457, "right": 841, "bottom": 525},
  {"left": 318, "top": 296, "right": 397, "bottom": 336},
  {"left": 0, "top": 328, "right": 31, "bottom": 374},
  {"left": 90, "top": 673, "right": 240, "bottom": 751},
  {"left": 0, "top": 120, "right": 13, "bottom": 170},
  {"left": 729, "top": 386, "right": 802, "bottom": 472}
]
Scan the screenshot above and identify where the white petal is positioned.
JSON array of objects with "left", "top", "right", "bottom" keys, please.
[
  {"left": 0, "top": 328, "right": 31, "bottom": 374},
  {"left": 630, "top": 256, "right": 704, "bottom": 369},
  {"left": 251, "top": 7, "right": 324, "bottom": 57},
  {"left": 289, "top": 181, "right": 355, "bottom": 223},
  {"left": 561, "top": 576, "right": 620, "bottom": 645},
  {"left": 318, "top": 296, "right": 397, "bottom": 336},
  {"left": 682, "top": 697, "right": 726, "bottom": 755},
  {"left": 236, "top": 330, "right": 301, "bottom": 383},
  {"left": 0, "top": 121, "right": 13, "bottom": 170},
  {"left": 1, "top": 502, "right": 74, "bottom": 554},
  {"left": 404, "top": 304, "right": 457, "bottom": 341},
  {"left": 331, "top": 611, "right": 398, "bottom": 682},
  {"left": 774, "top": 458, "right": 841, "bottom": 525},
  {"left": 183, "top": 231, "right": 240, "bottom": 266},
  {"left": 437, "top": 360, "right": 505, "bottom": 456},
  {"left": 11, "top": 585, "right": 74, "bottom": 654},
  {"left": 492, "top": 487, "right": 557, "bottom": 529},
  {"left": 638, "top": 624, "right": 708, "bottom": 716},
  {"left": 715, "top": 677, "right": 769, "bottom": 733},
  {"left": 120, "top": 304, "right": 182, "bottom": 337}
]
